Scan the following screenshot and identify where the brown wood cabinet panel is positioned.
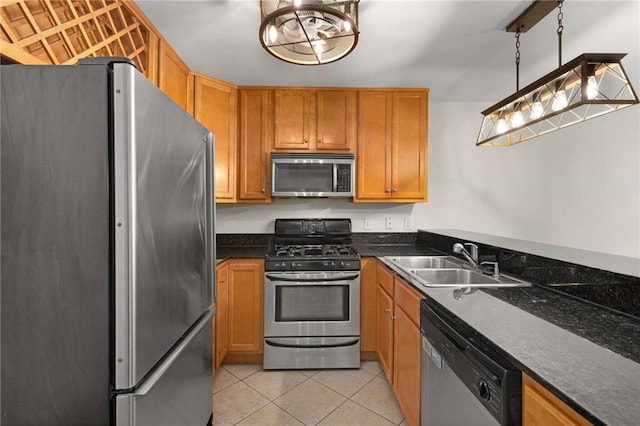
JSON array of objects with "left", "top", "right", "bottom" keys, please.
[
  {"left": 158, "top": 39, "right": 191, "bottom": 111},
  {"left": 376, "top": 282, "right": 394, "bottom": 383},
  {"left": 393, "top": 276, "right": 422, "bottom": 327},
  {"left": 376, "top": 262, "right": 395, "bottom": 296},
  {"left": 391, "top": 91, "right": 428, "bottom": 201},
  {"left": 227, "top": 259, "right": 264, "bottom": 354},
  {"left": 393, "top": 298, "right": 422, "bottom": 426},
  {"left": 238, "top": 89, "right": 272, "bottom": 202},
  {"left": 360, "top": 257, "right": 377, "bottom": 353},
  {"left": 273, "top": 89, "right": 314, "bottom": 150},
  {"left": 316, "top": 90, "right": 356, "bottom": 151},
  {"left": 214, "top": 262, "right": 229, "bottom": 370},
  {"left": 194, "top": 74, "right": 237, "bottom": 202},
  {"left": 355, "top": 89, "right": 428, "bottom": 203},
  {"left": 523, "top": 374, "right": 591, "bottom": 426},
  {"left": 356, "top": 91, "right": 392, "bottom": 199}
]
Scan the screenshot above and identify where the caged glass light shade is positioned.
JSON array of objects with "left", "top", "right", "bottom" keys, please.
[
  {"left": 477, "top": 53, "right": 639, "bottom": 146},
  {"left": 259, "top": 0, "right": 359, "bottom": 65}
]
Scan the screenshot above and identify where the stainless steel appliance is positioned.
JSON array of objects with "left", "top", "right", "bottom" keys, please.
[
  {"left": 420, "top": 298, "right": 522, "bottom": 425},
  {"left": 1, "top": 58, "right": 215, "bottom": 425},
  {"left": 264, "top": 219, "right": 360, "bottom": 369},
  {"left": 271, "top": 153, "right": 355, "bottom": 197}
]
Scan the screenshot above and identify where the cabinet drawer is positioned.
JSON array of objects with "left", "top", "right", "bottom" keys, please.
[
  {"left": 376, "top": 263, "right": 394, "bottom": 296},
  {"left": 394, "top": 277, "right": 422, "bottom": 327}
]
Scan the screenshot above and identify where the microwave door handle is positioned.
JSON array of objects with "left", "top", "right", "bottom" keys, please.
[{"left": 333, "top": 164, "right": 338, "bottom": 192}]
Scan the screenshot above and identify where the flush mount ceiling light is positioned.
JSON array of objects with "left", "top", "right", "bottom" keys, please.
[
  {"left": 259, "top": 0, "right": 359, "bottom": 65},
  {"left": 477, "top": 0, "right": 639, "bottom": 146}
]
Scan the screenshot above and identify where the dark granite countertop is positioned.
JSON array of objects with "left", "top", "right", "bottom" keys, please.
[
  {"left": 378, "top": 257, "right": 640, "bottom": 426},
  {"left": 216, "top": 246, "right": 269, "bottom": 262},
  {"left": 353, "top": 244, "right": 441, "bottom": 257}
]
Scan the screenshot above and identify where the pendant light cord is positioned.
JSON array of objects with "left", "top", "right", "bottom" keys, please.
[
  {"left": 515, "top": 30, "right": 521, "bottom": 91},
  {"left": 557, "top": 0, "right": 564, "bottom": 67}
]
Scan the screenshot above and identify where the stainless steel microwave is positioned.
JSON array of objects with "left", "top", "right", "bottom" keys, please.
[{"left": 271, "top": 153, "right": 355, "bottom": 198}]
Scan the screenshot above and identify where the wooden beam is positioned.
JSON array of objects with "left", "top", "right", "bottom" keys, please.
[{"left": 506, "top": 0, "right": 558, "bottom": 33}]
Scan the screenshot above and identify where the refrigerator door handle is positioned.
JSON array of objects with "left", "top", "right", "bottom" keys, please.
[
  {"left": 205, "top": 132, "right": 215, "bottom": 305},
  {"left": 132, "top": 308, "right": 214, "bottom": 396}
]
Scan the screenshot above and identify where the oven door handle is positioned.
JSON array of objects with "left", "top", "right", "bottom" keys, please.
[
  {"left": 265, "top": 272, "right": 360, "bottom": 282},
  {"left": 265, "top": 338, "right": 360, "bottom": 349}
]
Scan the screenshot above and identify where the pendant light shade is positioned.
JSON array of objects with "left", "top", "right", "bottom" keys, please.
[
  {"left": 259, "top": 0, "right": 359, "bottom": 65},
  {"left": 477, "top": 53, "right": 639, "bottom": 146}
]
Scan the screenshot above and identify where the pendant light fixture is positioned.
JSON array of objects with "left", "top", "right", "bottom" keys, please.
[
  {"left": 477, "top": 0, "right": 639, "bottom": 146},
  {"left": 259, "top": 0, "right": 359, "bottom": 65}
]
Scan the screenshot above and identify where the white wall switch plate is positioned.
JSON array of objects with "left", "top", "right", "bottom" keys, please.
[
  {"left": 385, "top": 217, "right": 392, "bottom": 229},
  {"left": 363, "top": 217, "right": 372, "bottom": 230}
]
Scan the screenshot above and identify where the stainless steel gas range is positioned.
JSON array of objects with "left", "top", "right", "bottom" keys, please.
[{"left": 264, "top": 219, "right": 361, "bottom": 370}]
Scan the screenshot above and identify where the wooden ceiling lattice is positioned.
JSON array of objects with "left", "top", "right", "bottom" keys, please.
[{"left": 0, "top": 0, "right": 150, "bottom": 73}]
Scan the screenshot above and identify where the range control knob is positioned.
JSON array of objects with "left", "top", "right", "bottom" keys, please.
[
  {"left": 329, "top": 261, "right": 335, "bottom": 269},
  {"left": 280, "top": 262, "right": 287, "bottom": 270},
  {"left": 478, "top": 379, "right": 490, "bottom": 401}
]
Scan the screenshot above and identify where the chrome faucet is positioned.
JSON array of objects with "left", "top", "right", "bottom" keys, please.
[{"left": 452, "top": 242, "right": 479, "bottom": 268}]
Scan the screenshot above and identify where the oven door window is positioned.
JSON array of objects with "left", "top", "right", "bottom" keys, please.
[
  {"left": 275, "top": 285, "right": 349, "bottom": 322},
  {"left": 273, "top": 163, "right": 333, "bottom": 193}
]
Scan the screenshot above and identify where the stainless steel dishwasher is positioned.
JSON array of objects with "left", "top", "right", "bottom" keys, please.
[{"left": 420, "top": 298, "right": 522, "bottom": 425}]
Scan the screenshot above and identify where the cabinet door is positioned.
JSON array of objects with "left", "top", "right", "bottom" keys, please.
[
  {"left": 393, "top": 279, "right": 422, "bottom": 426},
  {"left": 214, "top": 263, "right": 229, "bottom": 369},
  {"left": 273, "top": 89, "right": 315, "bottom": 150},
  {"left": 238, "top": 89, "right": 272, "bottom": 202},
  {"left": 376, "top": 283, "right": 394, "bottom": 383},
  {"left": 158, "top": 40, "right": 191, "bottom": 112},
  {"left": 194, "top": 75, "right": 237, "bottom": 202},
  {"left": 523, "top": 374, "right": 591, "bottom": 426},
  {"left": 227, "top": 259, "right": 264, "bottom": 354},
  {"left": 360, "top": 257, "right": 377, "bottom": 353},
  {"left": 356, "top": 91, "right": 392, "bottom": 200},
  {"left": 391, "top": 91, "right": 428, "bottom": 201},
  {"left": 316, "top": 90, "right": 356, "bottom": 151}
]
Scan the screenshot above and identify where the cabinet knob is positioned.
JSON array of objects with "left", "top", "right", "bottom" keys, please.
[
  {"left": 303, "top": 138, "right": 309, "bottom": 143},
  {"left": 318, "top": 139, "right": 322, "bottom": 144},
  {"left": 385, "top": 189, "right": 391, "bottom": 193},
  {"left": 261, "top": 188, "right": 265, "bottom": 193},
  {"left": 392, "top": 188, "right": 398, "bottom": 193},
  {"left": 391, "top": 315, "right": 397, "bottom": 321},
  {"left": 384, "top": 308, "right": 391, "bottom": 313}
]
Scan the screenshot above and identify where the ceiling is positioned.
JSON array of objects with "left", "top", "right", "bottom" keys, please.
[{"left": 136, "top": 1, "right": 640, "bottom": 102}]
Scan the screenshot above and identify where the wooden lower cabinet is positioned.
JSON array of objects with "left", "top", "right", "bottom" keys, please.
[
  {"left": 360, "top": 257, "right": 377, "bottom": 356},
  {"left": 523, "top": 374, "right": 591, "bottom": 426},
  {"left": 226, "top": 259, "right": 264, "bottom": 361},
  {"left": 375, "top": 261, "right": 422, "bottom": 426},
  {"left": 214, "top": 262, "right": 229, "bottom": 370}
]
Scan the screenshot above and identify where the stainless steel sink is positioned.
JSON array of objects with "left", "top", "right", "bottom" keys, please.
[
  {"left": 409, "top": 268, "right": 528, "bottom": 288},
  {"left": 385, "top": 256, "right": 461, "bottom": 269}
]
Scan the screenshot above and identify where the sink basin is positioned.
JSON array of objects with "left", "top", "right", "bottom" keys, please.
[
  {"left": 409, "top": 268, "right": 528, "bottom": 288},
  {"left": 385, "top": 256, "right": 460, "bottom": 269}
]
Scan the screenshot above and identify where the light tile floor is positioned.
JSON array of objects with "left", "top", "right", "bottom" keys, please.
[{"left": 213, "top": 361, "right": 408, "bottom": 426}]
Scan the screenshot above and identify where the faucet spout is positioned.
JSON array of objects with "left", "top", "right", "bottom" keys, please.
[{"left": 453, "top": 242, "right": 479, "bottom": 268}]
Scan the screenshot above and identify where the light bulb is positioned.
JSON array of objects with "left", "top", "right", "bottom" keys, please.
[
  {"left": 587, "top": 76, "right": 598, "bottom": 100},
  {"left": 552, "top": 89, "right": 568, "bottom": 111},
  {"left": 268, "top": 25, "right": 278, "bottom": 43},
  {"left": 343, "top": 20, "right": 351, "bottom": 33},
  {"left": 293, "top": 0, "right": 302, "bottom": 7},
  {"left": 531, "top": 101, "right": 544, "bottom": 119},
  {"left": 311, "top": 40, "right": 325, "bottom": 54},
  {"left": 511, "top": 110, "right": 524, "bottom": 127},
  {"left": 496, "top": 118, "right": 508, "bottom": 134}
]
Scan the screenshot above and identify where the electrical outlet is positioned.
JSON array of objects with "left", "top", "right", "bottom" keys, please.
[
  {"left": 385, "top": 217, "right": 392, "bottom": 229},
  {"left": 404, "top": 217, "right": 412, "bottom": 230},
  {"left": 363, "top": 217, "right": 372, "bottom": 230}
]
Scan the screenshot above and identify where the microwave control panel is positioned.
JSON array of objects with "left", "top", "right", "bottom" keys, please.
[{"left": 336, "top": 165, "right": 352, "bottom": 192}]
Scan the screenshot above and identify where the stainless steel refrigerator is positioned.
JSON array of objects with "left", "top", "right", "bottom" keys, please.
[{"left": 1, "top": 58, "right": 215, "bottom": 425}]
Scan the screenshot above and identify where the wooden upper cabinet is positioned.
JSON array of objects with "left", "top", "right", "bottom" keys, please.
[
  {"left": 158, "top": 39, "right": 191, "bottom": 112},
  {"left": 194, "top": 74, "right": 238, "bottom": 202},
  {"left": 238, "top": 89, "right": 272, "bottom": 203},
  {"left": 355, "top": 90, "right": 428, "bottom": 202},
  {"left": 272, "top": 88, "right": 356, "bottom": 152},
  {"left": 523, "top": 374, "right": 592, "bottom": 426}
]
